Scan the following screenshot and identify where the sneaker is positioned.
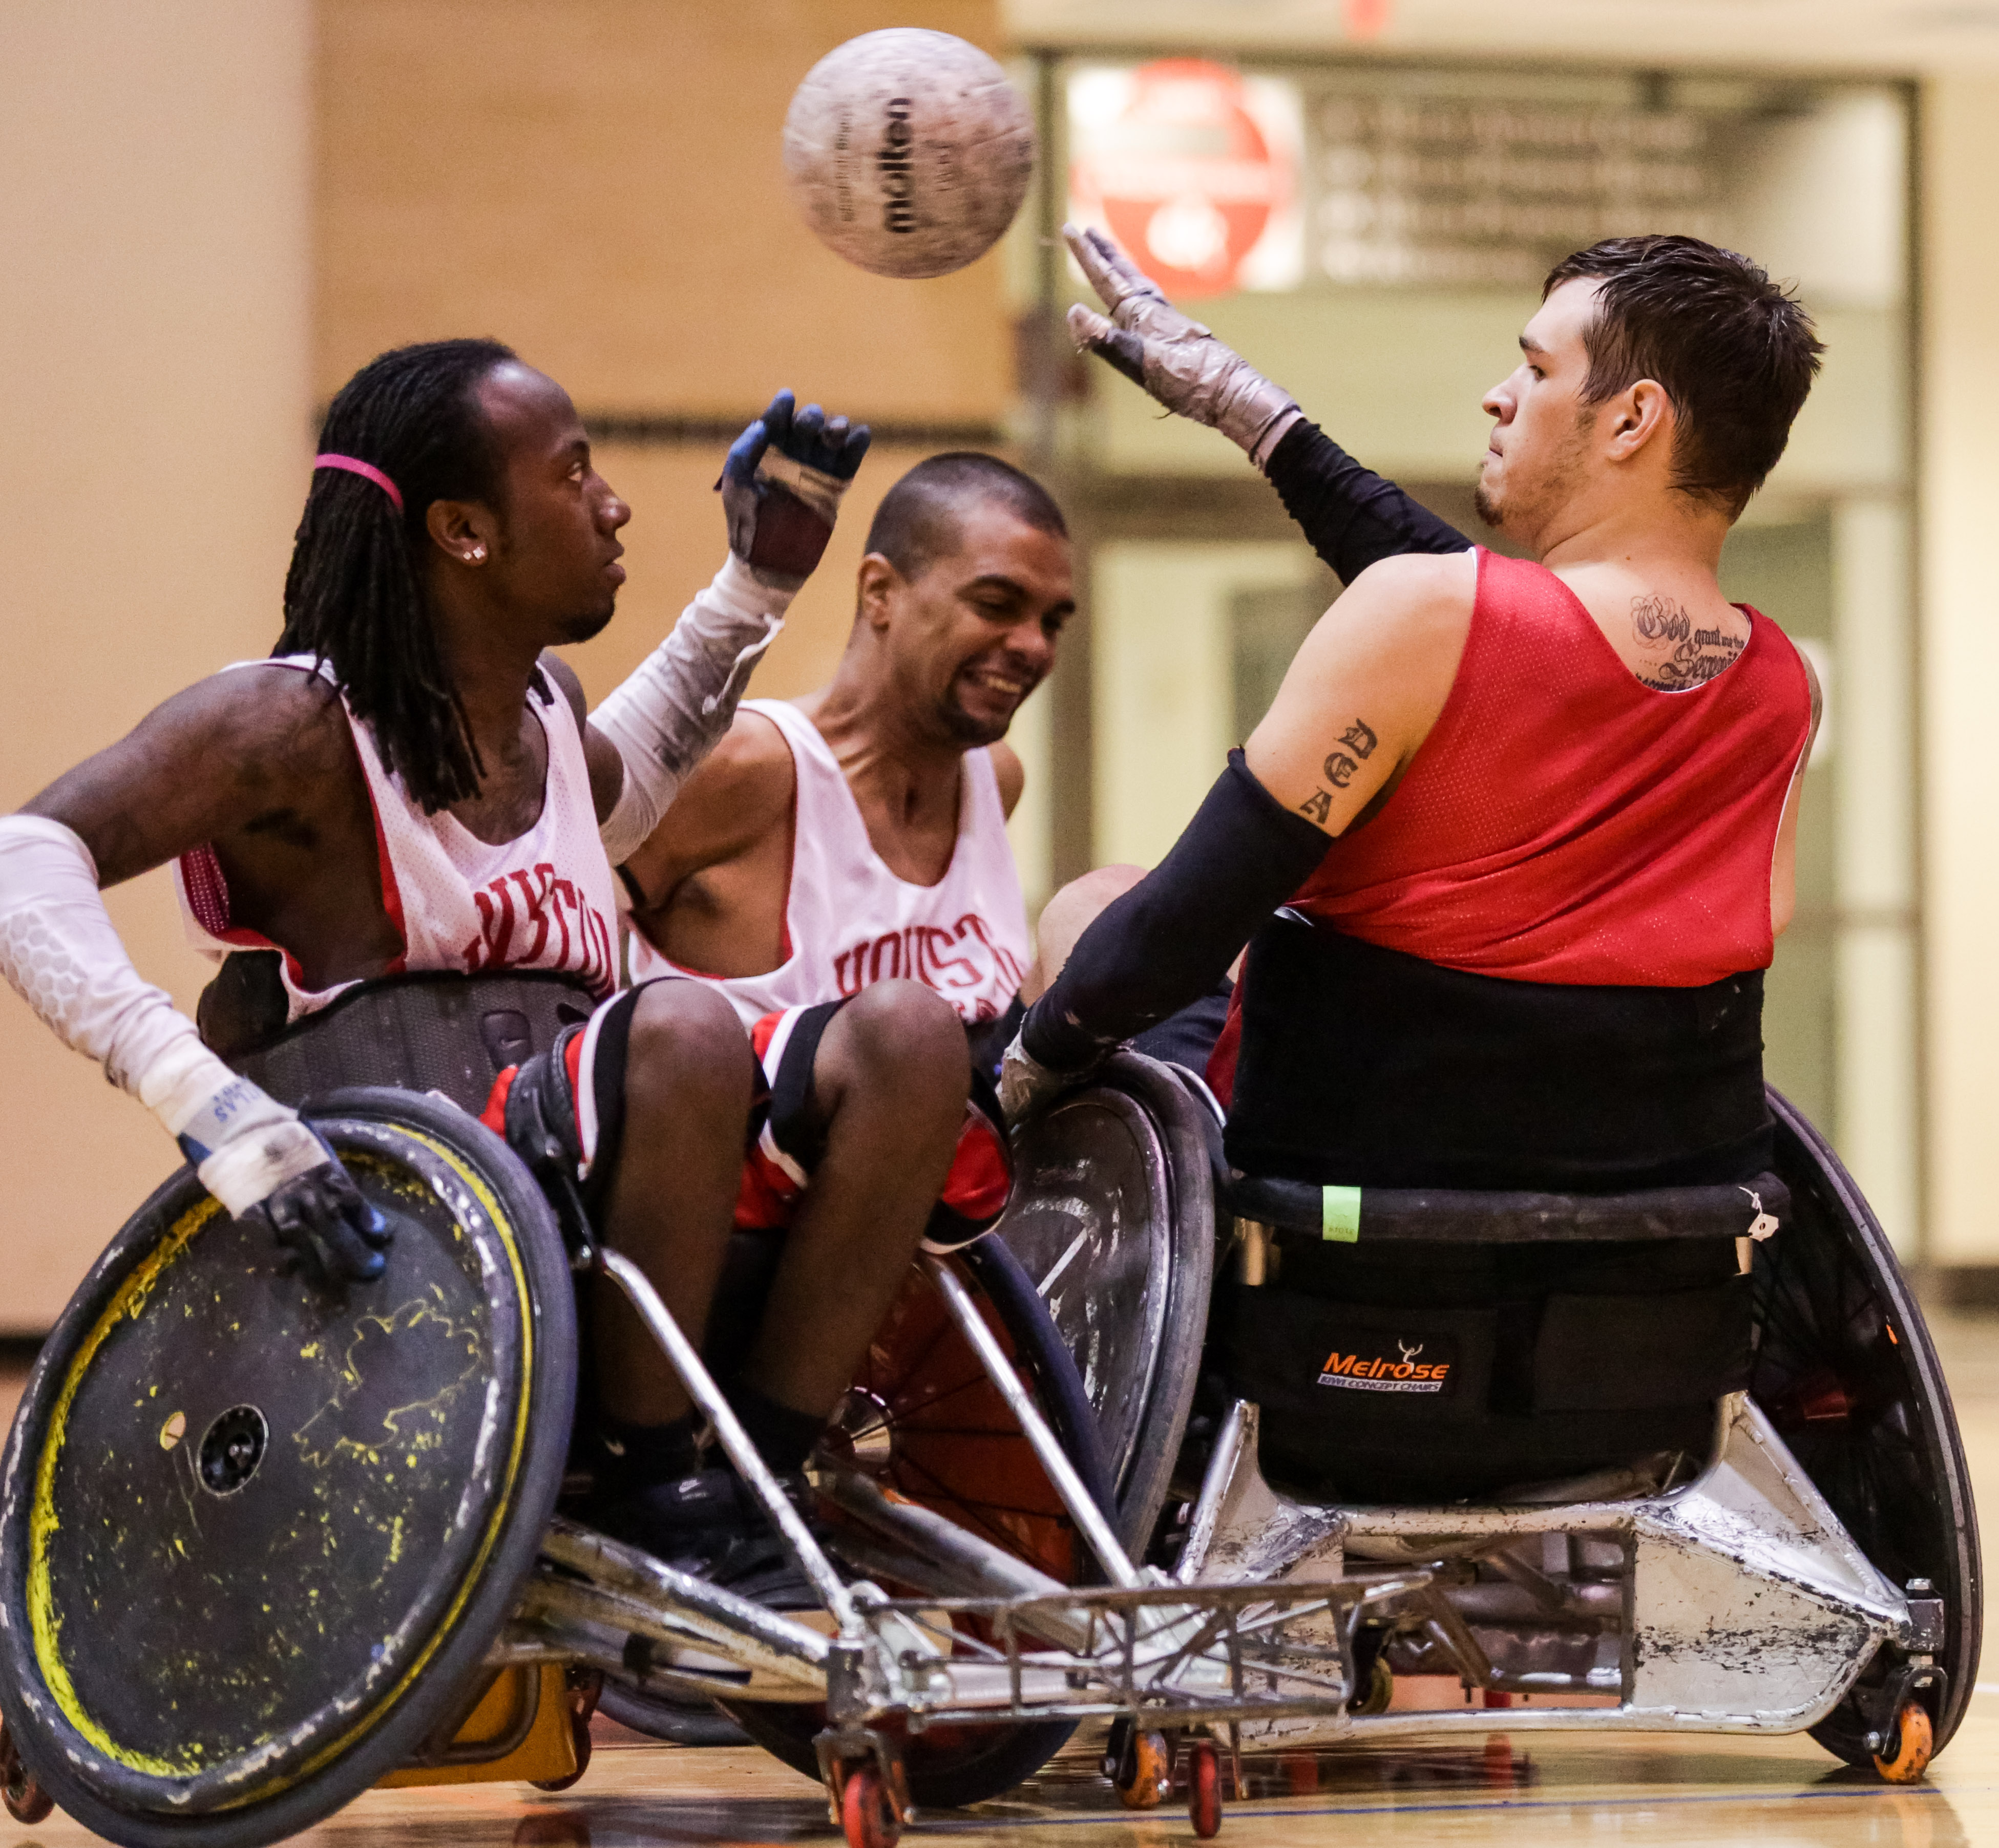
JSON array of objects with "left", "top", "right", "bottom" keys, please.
[{"left": 584, "top": 1465, "right": 816, "bottom": 1582}]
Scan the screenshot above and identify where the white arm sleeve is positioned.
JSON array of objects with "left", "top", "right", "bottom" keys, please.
[
  {"left": 594, "top": 553, "right": 795, "bottom": 865},
  {"left": 0, "top": 815, "right": 324, "bottom": 1213}
]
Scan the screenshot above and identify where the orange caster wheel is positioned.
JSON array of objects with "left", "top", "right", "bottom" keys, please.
[
  {"left": 1187, "top": 1737, "right": 1223, "bottom": 1839},
  {"left": 531, "top": 1670, "right": 602, "bottom": 1794},
  {"left": 0, "top": 1720, "right": 54, "bottom": 1824},
  {"left": 1110, "top": 1723, "right": 1170, "bottom": 1810},
  {"left": 841, "top": 1762, "right": 902, "bottom": 1848},
  {"left": 1872, "top": 1701, "right": 1935, "bottom": 1783}
]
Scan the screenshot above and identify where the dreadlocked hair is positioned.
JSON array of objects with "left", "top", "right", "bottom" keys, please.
[{"left": 279, "top": 337, "right": 517, "bottom": 814}]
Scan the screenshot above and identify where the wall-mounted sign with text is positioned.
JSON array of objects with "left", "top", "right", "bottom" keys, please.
[{"left": 1067, "top": 60, "right": 1304, "bottom": 299}]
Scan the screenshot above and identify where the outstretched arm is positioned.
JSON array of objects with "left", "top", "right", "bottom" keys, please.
[
  {"left": 1064, "top": 225, "right": 1471, "bottom": 583},
  {"left": 0, "top": 672, "right": 392, "bottom": 1281}
]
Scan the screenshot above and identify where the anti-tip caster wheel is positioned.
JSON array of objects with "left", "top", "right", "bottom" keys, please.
[
  {"left": 1872, "top": 1701, "right": 1935, "bottom": 1784},
  {"left": 1105, "top": 1717, "right": 1171, "bottom": 1810},
  {"left": 1187, "top": 1736, "right": 1223, "bottom": 1839},
  {"left": 531, "top": 1670, "right": 603, "bottom": 1794},
  {"left": 840, "top": 1762, "right": 902, "bottom": 1848},
  {"left": 0, "top": 1720, "right": 54, "bottom": 1824}
]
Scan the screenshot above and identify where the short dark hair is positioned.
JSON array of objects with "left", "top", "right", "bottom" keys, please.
[
  {"left": 864, "top": 453, "right": 1068, "bottom": 582},
  {"left": 1543, "top": 235, "right": 1823, "bottom": 519},
  {"left": 278, "top": 337, "right": 516, "bottom": 813}
]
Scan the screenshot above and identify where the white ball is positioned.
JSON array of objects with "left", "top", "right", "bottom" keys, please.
[{"left": 783, "top": 29, "right": 1035, "bottom": 281}]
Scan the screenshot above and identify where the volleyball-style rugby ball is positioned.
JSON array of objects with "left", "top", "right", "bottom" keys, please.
[{"left": 782, "top": 29, "right": 1035, "bottom": 280}]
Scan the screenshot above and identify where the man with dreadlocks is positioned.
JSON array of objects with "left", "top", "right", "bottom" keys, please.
[{"left": 0, "top": 338, "right": 981, "bottom": 1578}]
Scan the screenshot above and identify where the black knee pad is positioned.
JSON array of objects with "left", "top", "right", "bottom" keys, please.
[{"left": 502, "top": 1023, "right": 587, "bottom": 1181}]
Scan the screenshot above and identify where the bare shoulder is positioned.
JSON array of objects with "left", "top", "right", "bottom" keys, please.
[
  {"left": 537, "top": 651, "right": 590, "bottom": 729},
  {"left": 988, "top": 739, "right": 1025, "bottom": 817},
  {"left": 21, "top": 662, "right": 354, "bottom": 884},
  {"left": 618, "top": 707, "right": 795, "bottom": 898},
  {"left": 1292, "top": 548, "right": 1477, "bottom": 683},
  {"left": 1331, "top": 549, "right": 1478, "bottom": 631}
]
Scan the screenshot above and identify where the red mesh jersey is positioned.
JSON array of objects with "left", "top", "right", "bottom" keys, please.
[{"left": 1287, "top": 548, "right": 1813, "bottom": 988}]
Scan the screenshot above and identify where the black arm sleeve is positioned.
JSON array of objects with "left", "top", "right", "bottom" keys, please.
[
  {"left": 1264, "top": 418, "right": 1472, "bottom": 586},
  {"left": 1022, "top": 751, "right": 1333, "bottom": 1071}
]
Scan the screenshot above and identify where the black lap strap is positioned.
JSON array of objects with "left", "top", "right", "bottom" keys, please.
[{"left": 1222, "top": 1170, "right": 1790, "bottom": 1244}]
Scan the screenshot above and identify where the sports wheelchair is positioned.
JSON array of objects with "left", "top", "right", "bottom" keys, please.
[
  {"left": 993, "top": 1051, "right": 1981, "bottom": 1829},
  {"left": 0, "top": 974, "right": 1123, "bottom": 1848},
  {"left": 0, "top": 979, "right": 1975, "bottom": 1848}
]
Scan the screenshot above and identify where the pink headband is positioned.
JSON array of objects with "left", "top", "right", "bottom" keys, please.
[{"left": 313, "top": 453, "right": 404, "bottom": 513}]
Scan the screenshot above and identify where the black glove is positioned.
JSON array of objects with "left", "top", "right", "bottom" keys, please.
[
  {"left": 719, "top": 389, "right": 871, "bottom": 590},
  {"left": 246, "top": 1132, "right": 392, "bottom": 1284}
]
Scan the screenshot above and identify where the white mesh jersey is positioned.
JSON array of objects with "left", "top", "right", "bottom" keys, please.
[
  {"left": 177, "top": 655, "right": 619, "bottom": 1024},
  {"left": 627, "top": 697, "right": 1031, "bottom": 1031}
]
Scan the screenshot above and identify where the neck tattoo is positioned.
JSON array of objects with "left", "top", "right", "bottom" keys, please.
[{"left": 1630, "top": 593, "right": 1744, "bottom": 691}]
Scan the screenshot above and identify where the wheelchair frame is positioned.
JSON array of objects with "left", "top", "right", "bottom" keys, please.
[
  {"left": 496, "top": 1149, "right": 1944, "bottom": 1847},
  {"left": 2, "top": 970, "right": 1962, "bottom": 1848}
]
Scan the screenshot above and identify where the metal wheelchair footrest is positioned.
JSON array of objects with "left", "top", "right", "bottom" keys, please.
[{"left": 837, "top": 1573, "right": 1425, "bottom": 1730}]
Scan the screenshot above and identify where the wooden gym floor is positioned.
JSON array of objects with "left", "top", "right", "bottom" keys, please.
[{"left": 6, "top": 1310, "right": 1998, "bottom": 1848}]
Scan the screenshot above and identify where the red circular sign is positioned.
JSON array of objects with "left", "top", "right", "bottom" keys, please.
[{"left": 1071, "top": 60, "right": 1290, "bottom": 299}]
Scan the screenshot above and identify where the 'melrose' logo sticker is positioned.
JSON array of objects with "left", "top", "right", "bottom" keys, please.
[{"left": 1318, "top": 1336, "right": 1455, "bottom": 1395}]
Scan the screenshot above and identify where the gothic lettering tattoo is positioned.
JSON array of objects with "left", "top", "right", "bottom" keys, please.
[
  {"left": 1630, "top": 593, "right": 1745, "bottom": 691},
  {"left": 1323, "top": 752, "right": 1359, "bottom": 789},
  {"left": 1298, "top": 788, "right": 1333, "bottom": 825},
  {"left": 1338, "top": 719, "right": 1377, "bottom": 759}
]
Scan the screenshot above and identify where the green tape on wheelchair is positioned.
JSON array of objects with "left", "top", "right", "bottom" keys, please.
[{"left": 1321, "top": 1185, "right": 1362, "bottom": 1243}]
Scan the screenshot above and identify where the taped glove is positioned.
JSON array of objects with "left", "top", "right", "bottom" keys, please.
[
  {"left": 719, "top": 390, "right": 871, "bottom": 591},
  {"left": 249, "top": 1131, "right": 394, "bottom": 1285},
  {"left": 162, "top": 1052, "right": 391, "bottom": 1286},
  {"left": 997, "top": 1029, "right": 1091, "bottom": 1128},
  {"left": 1064, "top": 223, "right": 1301, "bottom": 466}
]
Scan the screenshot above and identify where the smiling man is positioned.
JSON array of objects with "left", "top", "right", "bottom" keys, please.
[{"left": 620, "top": 453, "right": 1072, "bottom": 1264}]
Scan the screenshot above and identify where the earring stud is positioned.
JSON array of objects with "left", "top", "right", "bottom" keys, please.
[{"left": 468, "top": 545, "right": 486, "bottom": 563}]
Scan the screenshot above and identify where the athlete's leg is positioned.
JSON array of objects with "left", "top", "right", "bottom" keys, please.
[
  {"left": 594, "top": 980, "right": 759, "bottom": 1426},
  {"left": 738, "top": 980, "right": 970, "bottom": 1447},
  {"left": 1019, "top": 863, "right": 1144, "bottom": 1002}
]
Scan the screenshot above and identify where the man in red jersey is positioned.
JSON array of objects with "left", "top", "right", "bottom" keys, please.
[{"left": 1009, "top": 233, "right": 1825, "bottom": 1498}]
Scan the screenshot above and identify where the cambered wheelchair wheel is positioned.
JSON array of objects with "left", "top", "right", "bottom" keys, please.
[
  {"left": 0, "top": 1088, "right": 576, "bottom": 1848},
  {"left": 1753, "top": 1086, "right": 1982, "bottom": 1762},
  {"left": 718, "top": 1238, "right": 1116, "bottom": 1810},
  {"left": 993, "top": 1052, "right": 1215, "bottom": 1553}
]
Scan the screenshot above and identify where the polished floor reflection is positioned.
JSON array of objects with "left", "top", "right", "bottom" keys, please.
[{"left": 7, "top": 1311, "right": 1998, "bottom": 1847}]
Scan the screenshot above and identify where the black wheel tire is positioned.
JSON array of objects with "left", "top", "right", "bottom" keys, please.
[
  {"left": 593, "top": 1681, "right": 748, "bottom": 1746},
  {"left": 718, "top": 1240, "right": 1117, "bottom": 1810},
  {"left": 1753, "top": 1086, "right": 1981, "bottom": 1763},
  {"left": 995, "top": 1052, "right": 1215, "bottom": 1554},
  {"left": 0, "top": 1087, "right": 576, "bottom": 1848}
]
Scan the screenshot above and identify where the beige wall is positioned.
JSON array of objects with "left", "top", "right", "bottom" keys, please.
[
  {"left": 1921, "top": 77, "right": 1999, "bottom": 1261},
  {"left": 0, "top": 1, "right": 313, "bottom": 1330},
  {"left": 316, "top": 0, "right": 1015, "bottom": 726}
]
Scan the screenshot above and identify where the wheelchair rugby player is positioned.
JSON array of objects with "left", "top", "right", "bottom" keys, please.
[
  {"left": 996, "top": 229, "right": 1977, "bottom": 1788},
  {"left": 0, "top": 323, "right": 1167, "bottom": 1848}
]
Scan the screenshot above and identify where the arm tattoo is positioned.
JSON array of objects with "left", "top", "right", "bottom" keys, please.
[
  {"left": 1292, "top": 715, "right": 1377, "bottom": 827},
  {"left": 1631, "top": 594, "right": 1745, "bottom": 690}
]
